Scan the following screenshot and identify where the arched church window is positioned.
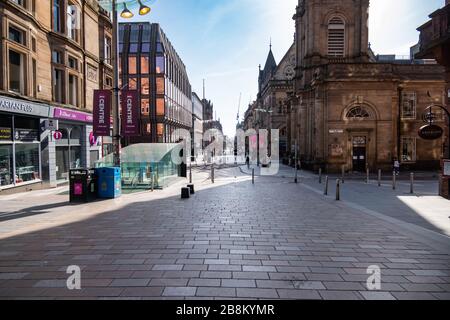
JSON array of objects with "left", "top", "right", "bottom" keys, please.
[
  {"left": 346, "top": 106, "right": 370, "bottom": 119},
  {"left": 328, "top": 17, "right": 345, "bottom": 57}
]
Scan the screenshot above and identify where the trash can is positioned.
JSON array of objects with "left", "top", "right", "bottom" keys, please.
[
  {"left": 88, "top": 168, "right": 98, "bottom": 199},
  {"left": 96, "top": 167, "right": 122, "bottom": 199},
  {"left": 69, "top": 169, "right": 92, "bottom": 203}
]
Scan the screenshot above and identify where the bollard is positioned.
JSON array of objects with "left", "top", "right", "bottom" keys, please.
[
  {"left": 341, "top": 166, "right": 345, "bottom": 184},
  {"left": 392, "top": 171, "right": 396, "bottom": 190},
  {"left": 189, "top": 163, "right": 192, "bottom": 184},
  {"left": 319, "top": 168, "right": 322, "bottom": 184},
  {"left": 324, "top": 176, "right": 329, "bottom": 195},
  {"left": 378, "top": 169, "right": 382, "bottom": 187},
  {"left": 295, "top": 167, "right": 298, "bottom": 184},
  {"left": 366, "top": 168, "right": 370, "bottom": 184},
  {"left": 336, "top": 179, "right": 341, "bottom": 201},
  {"left": 151, "top": 173, "right": 154, "bottom": 192},
  {"left": 252, "top": 169, "right": 255, "bottom": 185},
  {"left": 211, "top": 165, "right": 215, "bottom": 184},
  {"left": 410, "top": 173, "right": 414, "bottom": 194},
  {"left": 187, "top": 184, "right": 195, "bottom": 195},
  {"left": 181, "top": 187, "right": 190, "bottom": 199}
]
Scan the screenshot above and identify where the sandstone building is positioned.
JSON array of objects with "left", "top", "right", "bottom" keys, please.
[
  {"left": 0, "top": 0, "right": 112, "bottom": 193},
  {"left": 287, "top": 0, "right": 447, "bottom": 172}
]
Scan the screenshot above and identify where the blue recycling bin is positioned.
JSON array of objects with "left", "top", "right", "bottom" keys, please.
[{"left": 96, "top": 167, "right": 122, "bottom": 199}]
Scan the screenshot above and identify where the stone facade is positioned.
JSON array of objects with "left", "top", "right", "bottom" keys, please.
[{"left": 288, "top": 0, "right": 447, "bottom": 172}]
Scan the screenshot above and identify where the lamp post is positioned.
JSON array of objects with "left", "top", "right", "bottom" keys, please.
[{"left": 99, "top": 0, "right": 153, "bottom": 167}]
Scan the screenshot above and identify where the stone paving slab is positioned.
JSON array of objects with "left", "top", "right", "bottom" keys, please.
[{"left": 0, "top": 167, "right": 449, "bottom": 300}]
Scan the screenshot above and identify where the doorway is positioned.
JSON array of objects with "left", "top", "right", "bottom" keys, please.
[{"left": 352, "top": 136, "right": 367, "bottom": 172}]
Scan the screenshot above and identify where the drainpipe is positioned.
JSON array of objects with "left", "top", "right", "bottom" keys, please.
[{"left": 397, "top": 85, "right": 403, "bottom": 161}]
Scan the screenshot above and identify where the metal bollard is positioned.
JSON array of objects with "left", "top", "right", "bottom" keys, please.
[
  {"left": 211, "top": 165, "right": 215, "bottom": 184},
  {"left": 319, "top": 168, "right": 322, "bottom": 184},
  {"left": 392, "top": 171, "right": 396, "bottom": 190},
  {"left": 295, "top": 167, "right": 298, "bottom": 184},
  {"left": 378, "top": 169, "right": 382, "bottom": 187},
  {"left": 189, "top": 163, "right": 193, "bottom": 184},
  {"left": 151, "top": 173, "right": 154, "bottom": 192},
  {"left": 252, "top": 169, "right": 255, "bottom": 184},
  {"left": 336, "top": 179, "right": 341, "bottom": 201},
  {"left": 341, "top": 166, "right": 345, "bottom": 184},
  {"left": 410, "top": 173, "right": 414, "bottom": 194},
  {"left": 366, "top": 168, "right": 370, "bottom": 184},
  {"left": 324, "top": 176, "right": 329, "bottom": 195}
]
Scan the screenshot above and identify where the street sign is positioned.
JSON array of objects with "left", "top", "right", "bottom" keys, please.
[
  {"left": 418, "top": 124, "right": 443, "bottom": 140},
  {"left": 444, "top": 160, "right": 450, "bottom": 177},
  {"left": 43, "top": 119, "right": 59, "bottom": 131},
  {"left": 53, "top": 131, "right": 63, "bottom": 140}
]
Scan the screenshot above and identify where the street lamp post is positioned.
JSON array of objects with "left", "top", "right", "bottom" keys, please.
[{"left": 100, "top": 0, "right": 153, "bottom": 167}]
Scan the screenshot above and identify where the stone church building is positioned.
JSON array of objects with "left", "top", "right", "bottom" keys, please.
[{"left": 287, "top": 0, "right": 447, "bottom": 172}]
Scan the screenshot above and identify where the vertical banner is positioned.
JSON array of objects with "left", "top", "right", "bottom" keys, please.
[
  {"left": 93, "top": 90, "right": 111, "bottom": 136},
  {"left": 121, "top": 90, "right": 140, "bottom": 136}
]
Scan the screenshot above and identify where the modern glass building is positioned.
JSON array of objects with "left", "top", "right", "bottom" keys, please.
[{"left": 119, "top": 22, "right": 192, "bottom": 145}]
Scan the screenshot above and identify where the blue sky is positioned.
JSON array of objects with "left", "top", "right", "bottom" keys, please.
[{"left": 120, "top": 0, "right": 445, "bottom": 136}]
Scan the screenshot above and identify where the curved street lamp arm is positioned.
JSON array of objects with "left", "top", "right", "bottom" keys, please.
[{"left": 424, "top": 105, "right": 450, "bottom": 119}]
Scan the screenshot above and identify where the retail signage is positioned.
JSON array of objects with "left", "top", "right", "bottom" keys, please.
[
  {"left": 121, "top": 90, "right": 140, "bottom": 136},
  {"left": 0, "top": 96, "right": 50, "bottom": 117},
  {"left": 0, "top": 127, "right": 12, "bottom": 140},
  {"left": 14, "top": 129, "right": 39, "bottom": 141},
  {"left": 53, "top": 131, "right": 63, "bottom": 140},
  {"left": 418, "top": 124, "right": 443, "bottom": 140},
  {"left": 43, "top": 119, "right": 59, "bottom": 131},
  {"left": 93, "top": 90, "right": 112, "bottom": 136},
  {"left": 53, "top": 108, "right": 93, "bottom": 123},
  {"left": 444, "top": 160, "right": 450, "bottom": 177}
]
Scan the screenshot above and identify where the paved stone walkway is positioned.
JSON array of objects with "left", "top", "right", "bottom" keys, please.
[{"left": 0, "top": 167, "right": 449, "bottom": 300}]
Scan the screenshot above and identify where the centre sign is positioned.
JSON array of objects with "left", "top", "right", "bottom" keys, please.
[{"left": 418, "top": 124, "right": 443, "bottom": 140}]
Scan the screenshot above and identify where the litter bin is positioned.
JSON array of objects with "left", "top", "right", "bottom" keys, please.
[
  {"left": 96, "top": 167, "right": 122, "bottom": 199},
  {"left": 69, "top": 169, "right": 92, "bottom": 203}
]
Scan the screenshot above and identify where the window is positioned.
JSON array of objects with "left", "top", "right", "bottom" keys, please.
[
  {"left": 67, "top": 3, "right": 78, "bottom": 41},
  {"left": 142, "top": 43, "right": 150, "bottom": 53},
  {"left": 156, "top": 77, "right": 164, "bottom": 95},
  {"left": 68, "top": 74, "right": 78, "bottom": 106},
  {"left": 53, "top": 68, "right": 64, "bottom": 103},
  {"left": 32, "top": 59, "right": 37, "bottom": 98},
  {"left": 141, "top": 99, "right": 149, "bottom": 115},
  {"left": 402, "top": 92, "right": 416, "bottom": 119},
  {"left": 31, "top": 37, "right": 36, "bottom": 52},
  {"left": 328, "top": 17, "right": 345, "bottom": 57},
  {"left": 68, "top": 56, "right": 78, "bottom": 70},
  {"left": 9, "top": 50, "right": 25, "bottom": 94},
  {"left": 128, "top": 77, "right": 137, "bottom": 90},
  {"left": 156, "top": 98, "right": 165, "bottom": 116},
  {"left": 141, "top": 56, "right": 149, "bottom": 74},
  {"left": 105, "top": 76, "right": 113, "bottom": 88},
  {"left": 53, "top": 0, "right": 63, "bottom": 33},
  {"left": 104, "top": 36, "right": 112, "bottom": 64},
  {"left": 156, "top": 56, "right": 165, "bottom": 74},
  {"left": 52, "top": 50, "right": 63, "bottom": 64},
  {"left": 157, "top": 123, "right": 164, "bottom": 136},
  {"left": 346, "top": 106, "right": 370, "bottom": 119},
  {"left": 401, "top": 137, "right": 416, "bottom": 162},
  {"left": 9, "top": 26, "right": 26, "bottom": 46},
  {"left": 141, "top": 78, "right": 150, "bottom": 95},
  {"left": 12, "top": 0, "right": 27, "bottom": 8},
  {"left": 15, "top": 144, "right": 40, "bottom": 183},
  {"left": 0, "top": 145, "right": 13, "bottom": 187},
  {"left": 128, "top": 56, "right": 137, "bottom": 74}
]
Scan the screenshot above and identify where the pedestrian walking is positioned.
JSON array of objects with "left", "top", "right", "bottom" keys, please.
[
  {"left": 393, "top": 158, "right": 400, "bottom": 176},
  {"left": 246, "top": 155, "right": 250, "bottom": 169}
]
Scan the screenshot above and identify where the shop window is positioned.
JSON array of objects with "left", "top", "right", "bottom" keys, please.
[
  {"left": 156, "top": 98, "right": 165, "bottom": 116},
  {"left": 15, "top": 144, "right": 40, "bottom": 183},
  {"left": 156, "top": 77, "right": 164, "bottom": 95},
  {"left": 401, "top": 137, "right": 416, "bottom": 163},
  {"left": 141, "top": 78, "right": 150, "bottom": 95},
  {"left": 0, "top": 116, "right": 13, "bottom": 142},
  {"left": 156, "top": 56, "right": 165, "bottom": 74},
  {"left": 9, "top": 50, "right": 25, "bottom": 94},
  {"left": 128, "top": 56, "right": 137, "bottom": 74},
  {"left": 141, "top": 56, "right": 149, "bottom": 74},
  {"left": 9, "top": 25, "right": 26, "bottom": 46},
  {"left": 68, "top": 74, "right": 78, "bottom": 106},
  {"left": 0, "top": 145, "right": 14, "bottom": 187},
  {"left": 401, "top": 92, "right": 416, "bottom": 119}
]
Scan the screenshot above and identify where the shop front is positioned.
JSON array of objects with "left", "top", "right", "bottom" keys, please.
[
  {"left": 51, "top": 108, "right": 101, "bottom": 185},
  {"left": 0, "top": 96, "right": 51, "bottom": 193}
]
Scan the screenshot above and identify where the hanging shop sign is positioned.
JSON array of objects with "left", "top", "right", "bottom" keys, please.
[
  {"left": 93, "top": 90, "right": 112, "bottom": 136},
  {"left": 120, "top": 90, "right": 140, "bottom": 137},
  {"left": 418, "top": 124, "right": 443, "bottom": 140},
  {"left": 53, "top": 131, "right": 63, "bottom": 140}
]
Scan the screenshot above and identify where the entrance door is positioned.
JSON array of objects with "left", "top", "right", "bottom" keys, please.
[
  {"left": 352, "top": 147, "right": 366, "bottom": 172},
  {"left": 352, "top": 136, "right": 367, "bottom": 172}
]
